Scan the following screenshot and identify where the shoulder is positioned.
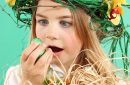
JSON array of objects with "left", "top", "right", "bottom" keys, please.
[{"left": 4, "top": 65, "right": 22, "bottom": 85}]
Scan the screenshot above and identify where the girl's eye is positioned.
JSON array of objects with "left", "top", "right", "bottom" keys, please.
[
  {"left": 60, "top": 20, "right": 72, "bottom": 28},
  {"left": 37, "top": 19, "right": 49, "bottom": 26}
]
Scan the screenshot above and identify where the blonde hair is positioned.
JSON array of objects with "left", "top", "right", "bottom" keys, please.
[
  {"left": 69, "top": 8, "right": 118, "bottom": 84},
  {"left": 30, "top": 2, "right": 123, "bottom": 84},
  {"left": 71, "top": 8, "right": 112, "bottom": 71}
]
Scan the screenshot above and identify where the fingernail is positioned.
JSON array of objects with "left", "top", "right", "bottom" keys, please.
[{"left": 31, "top": 38, "right": 43, "bottom": 45}]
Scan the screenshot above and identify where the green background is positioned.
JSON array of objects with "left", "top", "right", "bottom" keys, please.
[
  {"left": 0, "top": 0, "right": 30, "bottom": 84},
  {"left": 0, "top": 0, "right": 130, "bottom": 85}
]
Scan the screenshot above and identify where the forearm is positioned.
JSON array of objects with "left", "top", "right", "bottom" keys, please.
[{"left": 21, "top": 77, "right": 43, "bottom": 85}]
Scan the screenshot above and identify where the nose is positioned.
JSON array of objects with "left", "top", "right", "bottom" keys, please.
[{"left": 45, "top": 24, "right": 59, "bottom": 40}]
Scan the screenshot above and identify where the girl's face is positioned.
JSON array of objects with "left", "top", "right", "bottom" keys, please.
[{"left": 35, "top": 0, "right": 82, "bottom": 69}]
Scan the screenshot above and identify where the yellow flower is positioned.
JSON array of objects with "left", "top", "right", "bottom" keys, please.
[
  {"left": 110, "top": 14, "right": 121, "bottom": 25},
  {"left": 106, "top": 0, "right": 126, "bottom": 25},
  {"left": 112, "top": 0, "right": 126, "bottom": 16},
  {"left": 5, "top": 0, "right": 16, "bottom": 7},
  {"left": 113, "top": 0, "right": 126, "bottom": 8}
]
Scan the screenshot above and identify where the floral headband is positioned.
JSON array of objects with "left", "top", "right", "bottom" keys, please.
[{"left": 5, "top": 0, "right": 130, "bottom": 74}]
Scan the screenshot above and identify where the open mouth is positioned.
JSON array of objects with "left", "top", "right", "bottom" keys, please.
[{"left": 48, "top": 46, "right": 63, "bottom": 53}]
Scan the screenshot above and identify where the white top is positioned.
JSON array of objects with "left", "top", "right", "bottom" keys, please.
[
  {"left": 4, "top": 65, "right": 21, "bottom": 85},
  {"left": 4, "top": 65, "right": 127, "bottom": 85},
  {"left": 4, "top": 64, "right": 64, "bottom": 85}
]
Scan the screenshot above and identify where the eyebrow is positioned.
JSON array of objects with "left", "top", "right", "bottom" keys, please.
[
  {"left": 36, "top": 14, "right": 48, "bottom": 18},
  {"left": 36, "top": 13, "right": 72, "bottom": 19}
]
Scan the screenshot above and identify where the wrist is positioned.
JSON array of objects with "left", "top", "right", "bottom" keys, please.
[
  {"left": 21, "top": 78, "right": 43, "bottom": 85},
  {"left": 21, "top": 80, "right": 32, "bottom": 85}
]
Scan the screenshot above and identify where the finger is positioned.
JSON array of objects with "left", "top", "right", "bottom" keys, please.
[
  {"left": 34, "top": 50, "right": 46, "bottom": 64},
  {"left": 35, "top": 48, "right": 53, "bottom": 67},
  {"left": 26, "top": 43, "right": 47, "bottom": 66},
  {"left": 21, "top": 42, "right": 40, "bottom": 64},
  {"left": 42, "top": 49, "right": 53, "bottom": 78},
  {"left": 44, "top": 49, "right": 53, "bottom": 70}
]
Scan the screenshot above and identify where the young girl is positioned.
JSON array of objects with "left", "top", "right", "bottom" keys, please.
[{"left": 4, "top": 0, "right": 129, "bottom": 85}]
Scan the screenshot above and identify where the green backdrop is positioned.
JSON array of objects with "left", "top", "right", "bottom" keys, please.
[
  {"left": 0, "top": 0, "right": 30, "bottom": 84},
  {"left": 0, "top": 0, "right": 130, "bottom": 85}
]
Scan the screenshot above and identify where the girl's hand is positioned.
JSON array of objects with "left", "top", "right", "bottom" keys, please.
[{"left": 20, "top": 42, "right": 53, "bottom": 85}]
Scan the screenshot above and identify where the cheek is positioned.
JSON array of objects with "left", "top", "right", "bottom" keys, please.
[
  {"left": 35, "top": 27, "right": 45, "bottom": 38},
  {"left": 36, "top": 32, "right": 41, "bottom": 38},
  {"left": 64, "top": 33, "right": 82, "bottom": 55}
]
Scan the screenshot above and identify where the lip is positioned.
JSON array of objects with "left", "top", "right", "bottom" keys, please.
[
  {"left": 47, "top": 45, "right": 64, "bottom": 56},
  {"left": 53, "top": 50, "right": 63, "bottom": 57}
]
